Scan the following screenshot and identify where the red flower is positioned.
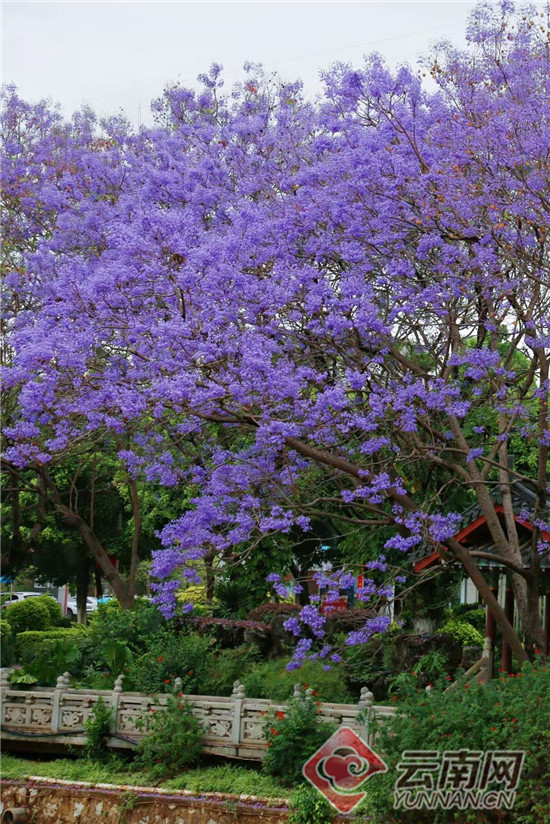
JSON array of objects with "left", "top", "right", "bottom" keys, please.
[
  {"left": 164, "top": 678, "right": 171, "bottom": 684},
  {"left": 276, "top": 711, "right": 285, "bottom": 720},
  {"left": 303, "top": 683, "right": 309, "bottom": 689},
  {"left": 491, "top": 727, "right": 496, "bottom": 732},
  {"left": 270, "top": 728, "right": 279, "bottom": 736},
  {"left": 157, "top": 656, "right": 164, "bottom": 662},
  {"left": 187, "top": 670, "right": 194, "bottom": 676}
]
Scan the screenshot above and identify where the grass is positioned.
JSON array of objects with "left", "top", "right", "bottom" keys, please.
[{"left": 0, "top": 754, "right": 288, "bottom": 800}]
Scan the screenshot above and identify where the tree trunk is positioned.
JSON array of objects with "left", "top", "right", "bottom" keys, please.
[
  {"left": 445, "top": 537, "right": 529, "bottom": 664},
  {"left": 76, "top": 556, "right": 91, "bottom": 625},
  {"left": 39, "top": 467, "right": 135, "bottom": 610},
  {"left": 94, "top": 567, "right": 103, "bottom": 599},
  {"left": 205, "top": 550, "right": 215, "bottom": 607}
]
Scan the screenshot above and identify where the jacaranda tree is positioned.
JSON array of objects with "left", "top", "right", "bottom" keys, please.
[{"left": 2, "top": 2, "right": 549, "bottom": 660}]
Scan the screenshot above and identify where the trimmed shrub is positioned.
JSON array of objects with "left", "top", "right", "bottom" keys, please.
[
  {"left": 446, "top": 604, "right": 486, "bottom": 632},
  {"left": 247, "top": 603, "right": 300, "bottom": 624},
  {"left": 262, "top": 695, "right": 337, "bottom": 785},
  {"left": 16, "top": 627, "right": 86, "bottom": 686},
  {"left": 16, "top": 627, "right": 86, "bottom": 662},
  {"left": 244, "top": 657, "right": 353, "bottom": 703},
  {"left": 15, "top": 625, "right": 88, "bottom": 660},
  {"left": 34, "top": 595, "right": 63, "bottom": 626},
  {"left": 0, "top": 619, "right": 16, "bottom": 667},
  {"left": 4, "top": 598, "right": 52, "bottom": 634},
  {"left": 437, "top": 618, "right": 484, "bottom": 648},
  {"left": 182, "top": 615, "right": 269, "bottom": 649}
]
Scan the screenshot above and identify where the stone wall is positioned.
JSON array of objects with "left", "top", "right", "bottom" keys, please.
[{"left": 0, "top": 778, "right": 290, "bottom": 824}]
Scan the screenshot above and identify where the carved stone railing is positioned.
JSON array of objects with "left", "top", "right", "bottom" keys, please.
[{"left": 0, "top": 668, "right": 395, "bottom": 760}]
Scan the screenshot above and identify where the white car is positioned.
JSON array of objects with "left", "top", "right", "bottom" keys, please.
[
  {"left": 1, "top": 591, "right": 43, "bottom": 608},
  {"left": 65, "top": 596, "right": 98, "bottom": 619}
]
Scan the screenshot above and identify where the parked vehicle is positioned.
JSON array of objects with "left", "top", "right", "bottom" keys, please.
[
  {"left": 66, "top": 596, "right": 98, "bottom": 619},
  {"left": 1, "top": 591, "right": 43, "bottom": 608}
]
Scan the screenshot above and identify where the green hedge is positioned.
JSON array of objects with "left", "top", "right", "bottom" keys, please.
[
  {"left": 0, "top": 619, "right": 16, "bottom": 667},
  {"left": 15, "top": 626, "right": 88, "bottom": 686},
  {"left": 16, "top": 626, "right": 87, "bottom": 661}
]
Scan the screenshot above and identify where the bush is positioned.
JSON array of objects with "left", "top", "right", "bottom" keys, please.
[
  {"left": 262, "top": 695, "right": 337, "bottom": 785},
  {"left": 213, "top": 579, "right": 256, "bottom": 619},
  {"left": 16, "top": 626, "right": 87, "bottom": 659},
  {"left": 4, "top": 598, "right": 52, "bottom": 634},
  {"left": 288, "top": 785, "right": 334, "bottom": 824},
  {"left": 0, "top": 619, "right": 16, "bottom": 667},
  {"left": 129, "top": 633, "right": 215, "bottom": 695},
  {"left": 134, "top": 690, "right": 203, "bottom": 778},
  {"left": 244, "top": 657, "right": 353, "bottom": 703},
  {"left": 366, "top": 659, "right": 550, "bottom": 823},
  {"left": 437, "top": 618, "right": 484, "bottom": 648},
  {"left": 86, "top": 599, "right": 168, "bottom": 654},
  {"left": 83, "top": 697, "right": 113, "bottom": 761},
  {"left": 16, "top": 627, "right": 87, "bottom": 685},
  {"left": 198, "top": 645, "right": 262, "bottom": 696},
  {"left": 34, "top": 595, "right": 63, "bottom": 626},
  {"left": 446, "top": 604, "right": 486, "bottom": 632}
]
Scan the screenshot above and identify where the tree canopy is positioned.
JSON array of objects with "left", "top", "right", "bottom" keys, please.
[{"left": 2, "top": 2, "right": 549, "bottom": 659}]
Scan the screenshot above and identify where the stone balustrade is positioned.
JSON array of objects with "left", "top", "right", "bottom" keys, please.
[{"left": 0, "top": 668, "right": 395, "bottom": 760}]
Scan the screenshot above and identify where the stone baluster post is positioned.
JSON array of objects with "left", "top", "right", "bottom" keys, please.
[
  {"left": 110, "top": 673, "right": 124, "bottom": 737},
  {"left": 293, "top": 683, "right": 302, "bottom": 699},
  {"left": 358, "top": 686, "right": 374, "bottom": 743},
  {"left": 51, "top": 673, "right": 66, "bottom": 733},
  {"left": 231, "top": 680, "right": 245, "bottom": 748},
  {"left": 0, "top": 669, "right": 12, "bottom": 723}
]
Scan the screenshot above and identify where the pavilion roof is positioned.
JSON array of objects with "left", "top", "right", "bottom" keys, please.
[{"left": 411, "top": 480, "right": 550, "bottom": 572}]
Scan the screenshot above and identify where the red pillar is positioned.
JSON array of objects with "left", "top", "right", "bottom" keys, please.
[
  {"left": 501, "top": 582, "right": 514, "bottom": 672},
  {"left": 483, "top": 576, "right": 498, "bottom": 680}
]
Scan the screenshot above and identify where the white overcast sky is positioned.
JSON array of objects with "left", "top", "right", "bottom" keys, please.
[{"left": 3, "top": 1, "right": 479, "bottom": 126}]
